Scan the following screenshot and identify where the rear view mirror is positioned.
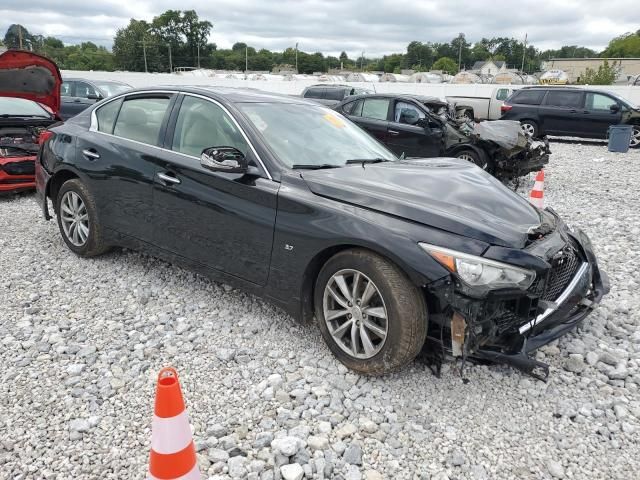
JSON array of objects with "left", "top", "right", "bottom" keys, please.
[
  {"left": 610, "top": 104, "right": 620, "bottom": 113},
  {"left": 201, "top": 147, "right": 248, "bottom": 174}
]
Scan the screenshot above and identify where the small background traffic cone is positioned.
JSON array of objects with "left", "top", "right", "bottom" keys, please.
[
  {"left": 529, "top": 169, "right": 545, "bottom": 208},
  {"left": 148, "top": 367, "right": 200, "bottom": 480}
]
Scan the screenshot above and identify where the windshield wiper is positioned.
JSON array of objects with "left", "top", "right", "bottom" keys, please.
[
  {"left": 291, "top": 163, "right": 343, "bottom": 170},
  {"left": 345, "top": 158, "right": 390, "bottom": 165}
]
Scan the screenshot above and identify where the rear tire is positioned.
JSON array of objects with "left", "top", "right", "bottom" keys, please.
[
  {"left": 314, "top": 249, "right": 427, "bottom": 375},
  {"left": 520, "top": 120, "right": 538, "bottom": 137},
  {"left": 55, "top": 179, "right": 109, "bottom": 257}
]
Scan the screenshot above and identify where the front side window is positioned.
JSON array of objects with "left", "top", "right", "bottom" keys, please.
[
  {"left": 544, "top": 90, "right": 583, "bottom": 108},
  {"left": 394, "top": 101, "right": 425, "bottom": 124},
  {"left": 361, "top": 98, "right": 390, "bottom": 121},
  {"left": 95, "top": 98, "right": 123, "bottom": 134},
  {"left": 585, "top": 93, "right": 617, "bottom": 111},
  {"left": 75, "top": 82, "right": 98, "bottom": 99},
  {"left": 113, "top": 97, "right": 171, "bottom": 145},
  {"left": 239, "top": 103, "right": 396, "bottom": 168},
  {"left": 172, "top": 96, "right": 248, "bottom": 158}
]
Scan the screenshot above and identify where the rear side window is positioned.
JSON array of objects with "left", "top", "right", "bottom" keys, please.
[
  {"left": 345, "top": 99, "right": 364, "bottom": 117},
  {"left": 544, "top": 90, "right": 583, "bottom": 108},
  {"left": 585, "top": 93, "right": 617, "bottom": 111},
  {"left": 113, "top": 97, "right": 171, "bottom": 145},
  {"left": 325, "top": 88, "right": 346, "bottom": 101},
  {"left": 304, "top": 87, "right": 325, "bottom": 99},
  {"left": 512, "top": 90, "right": 545, "bottom": 105},
  {"left": 96, "top": 98, "right": 122, "bottom": 134},
  {"left": 61, "top": 81, "right": 73, "bottom": 96},
  {"left": 496, "top": 88, "right": 511, "bottom": 101},
  {"left": 361, "top": 98, "right": 390, "bottom": 121}
]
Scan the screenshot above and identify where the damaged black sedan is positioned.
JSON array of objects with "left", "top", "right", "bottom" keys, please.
[
  {"left": 36, "top": 87, "right": 607, "bottom": 378},
  {"left": 335, "top": 93, "right": 550, "bottom": 181}
]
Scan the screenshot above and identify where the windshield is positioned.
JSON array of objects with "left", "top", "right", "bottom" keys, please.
[
  {"left": 239, "top": 103, "right": 397, "bottom": 168},
  {"left": 0, "top": 97, "right": 51, "bottom": 118},
  {"left": 94, "top": 83, "right": 131, "bottom": 97}
]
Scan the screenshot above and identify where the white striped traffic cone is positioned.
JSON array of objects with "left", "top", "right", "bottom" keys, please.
[
  {"left": 529, "top": 170, "right": 545, "bottom": 209},
  {"left": 148, "top": 367, "right": 200, "bottom": 480}
]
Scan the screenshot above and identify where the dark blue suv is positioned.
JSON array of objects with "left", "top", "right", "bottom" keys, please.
[{"left": 500, "top": 87, "right": 640, "bottom": 148}]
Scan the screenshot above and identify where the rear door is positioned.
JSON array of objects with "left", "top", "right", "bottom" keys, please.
[
  {"left": 75, "top": 92, "right": 176, "bottom": 241},
  {"left": 387, "top": 100, "right": 442, "bottom": 157},
  {"left": 151, "top": 93, "right": 278, "bottom": 285},
  {"left": 539, "top": 90, "right": 585, "bottom": 135},
  {"left": 345, "top": 97, "right": 391, "bottom": 144},
  {"left": 583, "top": 92, "right": 623, "bottom": 138}
]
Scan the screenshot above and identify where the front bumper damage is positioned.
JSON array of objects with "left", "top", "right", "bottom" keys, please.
[
  {"left": 426, "top": 224, "right": 610, "bottom": 380},
  {"left": 0, "top": 155, "right": 36, "bottom": 193}
]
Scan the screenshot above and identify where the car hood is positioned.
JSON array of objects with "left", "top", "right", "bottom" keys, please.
[
  {"left": 301, "top": 158, "right": 542, "bottom": 248},
  {"left": 0, "top": 50, "right": 62, "bottom": 115}
]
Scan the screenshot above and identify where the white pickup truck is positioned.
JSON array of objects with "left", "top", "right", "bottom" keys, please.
[{"left": 446, "top": 86, "right": 519, "bottom": 121}]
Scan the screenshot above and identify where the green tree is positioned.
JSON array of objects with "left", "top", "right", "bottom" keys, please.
[
  {"left": 578, "top": 60, "right": 617, "bottom": 85},
  {"left": 3, "top": 24, "right": 35, "bottom": 50},
  {"left": 432, "top": 57, "right": 458, "bottom": 74},
  {"left": 602, "top": 32, "right": 640, "bottom": 57},
  {"left": 113, "top": 19, "right": 165, "bottom": 72}
]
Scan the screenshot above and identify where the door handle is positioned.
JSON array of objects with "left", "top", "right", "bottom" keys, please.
[
  {"left": 74, "top": 99, "right": 82, "bottom": 103},
  {"left": 569, "top": 109, "right": 577, "bottom": 113},
  {"left": 157, "top": 172, "right": 181, "bottom": 185},
  {"left": 82, "top": 149, "right": 100, "bottom": 160},
  {"left": 388, "top": 130, "right": 400, "bottom": 136}
]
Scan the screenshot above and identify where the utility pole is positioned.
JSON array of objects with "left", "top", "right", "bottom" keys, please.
[
  {"left": 168, "top": 44, "right": 173, "bottom": 73},
  {"left": 197, "top": 43, "right": 201, "bottom": 69},
  {"left": 521, "top": 33, "right": 528, "bottom": 72},
  {"left": 18, "top": 25, "right": 23, "bottom": 50},
  {"left": 295, "top": 42, "right": 299, "bottom": 73},
  {"left": 142, "top": 37, "right": 148, "bottom": 73},
  {"left": 361, "top": 51, "right": 365, "bottom": 71},
  {"left": 457, "top": 32, "right": 463, "bottom": 70},
  {"left": 245, "top": 46, "right": 248, "bottom": 73}
]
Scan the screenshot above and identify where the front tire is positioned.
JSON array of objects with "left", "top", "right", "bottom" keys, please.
[
  {"left": 314, "top": 249, "right": 427, "bottom": 375},
  {"left": 55, "top": 179, "right": 108, "bottom": 257},
  {"left": 630, "top": 125, "right": 640, "bottom": 149},
  {"left": 456, "top": 149, "right": 488, "bottom": 170}
]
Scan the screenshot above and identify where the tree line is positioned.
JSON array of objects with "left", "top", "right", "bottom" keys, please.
[{"left": 2, "top": 11, "right": 640, "bottom": 75}]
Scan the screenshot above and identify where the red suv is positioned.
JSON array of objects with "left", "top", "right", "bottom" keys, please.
[{"left": 0, "top": 50, "right": 61, "bottom": 194}]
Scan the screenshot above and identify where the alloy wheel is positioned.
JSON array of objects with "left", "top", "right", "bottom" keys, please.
[
  {"left": 521, "top": 123, "right": 536, "bottom": 136},
  {"left": 631, "top": 126, "right": 640, "bottom": 148},
  {"left": 322, "top": 269, "right": 389, "bottom": 359},
  {"left": 60, "top": 191, "right": 89, "bottom": 246},
  {"left": 458, "top": 152, "right": 487, "bottom": 169}
]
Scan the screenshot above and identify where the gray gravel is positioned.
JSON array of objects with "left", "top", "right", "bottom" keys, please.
[{"left": 1, "top": 140, "right": 639, "bottom": 479}]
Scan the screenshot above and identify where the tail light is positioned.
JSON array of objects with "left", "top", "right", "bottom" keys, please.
[
  {"left": 38, "top": 130, "right": 54, "bottom": 145},
  {"left": 500, "top": 104, "right": 513, "bottom": 113}
]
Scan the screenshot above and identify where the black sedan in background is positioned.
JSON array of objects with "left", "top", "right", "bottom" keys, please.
[
  {"left": 36, "top": 87, "right": 608, "bottom": 378},
  {"left": 60, "top": 78, "right": 131, "bottom": 120},
  {"left": 334, "top": 94, "right": 551, "bottom": 180}
]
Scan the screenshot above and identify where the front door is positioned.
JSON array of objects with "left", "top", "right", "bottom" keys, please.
[
  {"left": 387, "top": 100, "right": 442, "bottom": 157},
  {"left": 582, "top": 92, "right": 623, "bottom": 138},
  {"left": 345, "top": 97, "right": 391, "bottom": 145},
  {"left": 152, "top": 94, "right": 278, "bottom": 286}
]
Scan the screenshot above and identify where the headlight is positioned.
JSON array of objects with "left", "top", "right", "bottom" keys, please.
[{"left": 419, "top": 243, "right": 536, "bottom": 290}]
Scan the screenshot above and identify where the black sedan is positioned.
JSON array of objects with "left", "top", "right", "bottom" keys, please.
[
  {"left": 334, "top": 94, "right": 551, "bottom": 180},
  {"left": 60, "top": 78, "right": 132, "bottom": 120},
  {"left": 36, "top": 87, "right": 608, "bottom": 377}
]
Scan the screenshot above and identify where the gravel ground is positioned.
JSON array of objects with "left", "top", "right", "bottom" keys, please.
[{"left": 1, "top": 140, "right": 639, "bottom": 480}]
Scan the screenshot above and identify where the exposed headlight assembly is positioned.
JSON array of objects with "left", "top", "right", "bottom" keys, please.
[{"left": 419, "top": 243, "right": 536, "bottom": 290}]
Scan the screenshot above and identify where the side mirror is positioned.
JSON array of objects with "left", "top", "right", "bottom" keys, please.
[
  {"left": 610, "top": 104, "right": 621, "bottom": 113},
  {"left": 200, "top": 147, "right": 248, "bottom": 174},
  {"left": 416, "top": 118, "right": 430, "bottom": 129},
  {"left": 87, "top": 93, "right": 102, "bottom": 101}
]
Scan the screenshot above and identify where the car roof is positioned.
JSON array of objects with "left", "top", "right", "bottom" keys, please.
[
  {"left": 340, "top": 93, "right": 444, "bottom": 103},
  {"left": 63, "top": 77, "right": 129, "bottom": 85},
  {"left": 114, "top": 85, "right": 319, "bottom": 106}
]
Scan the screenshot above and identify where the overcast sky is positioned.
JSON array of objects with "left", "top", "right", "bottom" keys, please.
[{"left": 1, "top": 0, "right": 638, "bottom": 57}]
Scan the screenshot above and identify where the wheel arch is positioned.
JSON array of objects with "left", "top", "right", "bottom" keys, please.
[
  {"left": 298, "top": 242, "right": 432, "bottom": 324},
  {"left": 48, "top": 168, "right": 81, "bottom": 214}
]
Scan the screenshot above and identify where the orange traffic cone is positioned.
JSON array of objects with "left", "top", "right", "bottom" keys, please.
[
  {"left": 529, "top": 170, "right": 545, "bottom": 209},
  {"left": 148, "top": 367, "right": 200, "bottom": 480}
]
